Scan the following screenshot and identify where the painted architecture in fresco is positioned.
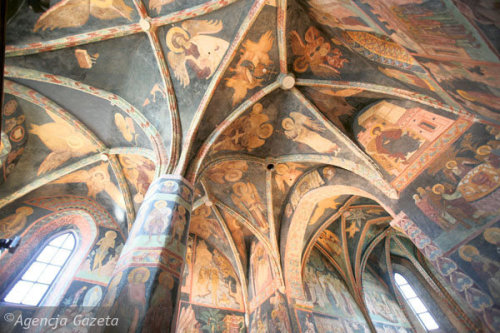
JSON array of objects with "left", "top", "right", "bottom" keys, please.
[{"left": 0, "top": 0, "right": 499, "bottom": 332}]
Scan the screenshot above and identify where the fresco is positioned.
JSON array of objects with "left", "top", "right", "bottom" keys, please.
[
  {"left": 204, "top": 161, "right": 269, "bottom": 234},
  {"left": 30, "top": 106, "right": 99, "bottom": 176},
  {"left": 363, "top": 270, "right": 412, "bottom": 330},
  {"left": 177, "top": 301, "right": 245, "bottom": 332},
  {"left": 418, "top": 58, "right": 500, "bottom": 123},
  {"left": 301, "top": 0, "right": 380, "bottom": 32},
  {"left": 249, "top": 241, "right": 274, "bottom": 303},
  {"left": 290, "top": 26, "right": 348, "bottom": 77},
  {"left": 54, "top": 162, "right": 126, "bottom": 210},
  {"left": 296, "top": 249, "right": 369, "bottom": 331},
  {"left": 1, "top": 96, "right": 27, "bottom": 185},
  {"left": 403, "top": 122, "right": 500, "bottom": 252},
  {"left": 186, "top": 235, "right": 243, "bottom": 310},
  {"left": 249, "top": 292, "right": 291, "bottom": 333},
  {"left": 356, "top": 0, "right": 498, "bottom": 62},
  {"left": 355, "top": 100, "right": 457, "bottom": 182},
  {"left": 118, "top": 154, "right": 155, "bottom": 206},
  {"left": 451, "top": 223, "right": 500, "bottom": 307}
]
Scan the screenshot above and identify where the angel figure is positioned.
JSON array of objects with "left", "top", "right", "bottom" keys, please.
[
  {"left": 30, "top": 111, "right": 98, "bottom": 175},
  {"left": 231, "top": 182, "right": 268, "bottom": 231},
  {"left": 166, "top": 20, "right": 229, "bottom": 87},
  {"left": 54, "top": 162, "right": 125, "bottom": 209},
  {"left": 226, "top": 31, "right": 275, "bottom": 106},
  {"left": 34, "top": 0, "right": 134, "bottom": 31},
  {"left": 282, "top": 112, "right": 339, "bottom": 154},
  {"left": 274, "top": 163, "right": 305, "bottom": 193}
]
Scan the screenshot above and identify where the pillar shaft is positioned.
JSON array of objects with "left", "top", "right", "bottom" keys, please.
[{"left": 103, "top": 175, "right": 193, "bottom": 333}]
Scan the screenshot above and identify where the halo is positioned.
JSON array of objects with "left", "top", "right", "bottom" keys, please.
[
  {"left": 16, "top": 206, "right": 33, "bottom": 215},
  {"left": 432, "top": 184, "right": 445, "bottom": 195},
  {"left": 225, "top": 169, "right": 243, "bottom": 182},
  {"left": 458, "top": 245, "right": 479, "bottom": 262},
  {"left": 128, "top": 267, "right": 150, "bottom": 283},
  {"left": 275, "top": 163, "right": 288, "bottom": 174},
  {"left": 281, "top": 118, "right": 295, "bottom": 131},
  {"left": 477, "top": 145, "right": 492, "bottom": 156},
  {"left": 3, "top": 100, "right": 17, "bottom": 116},
  {"left": 105, "top": 230, "right": 117, "bottom": 239},
  {"left": 484, "top": 227, "right": 500, "bottom": 245},
  {"left": 154, "top": 200, "right": 167, "bottom": 209},
  {"left": 166, "top": 27, "right": 189, "bottom": 53},
  {"left": 445, "top": 160, "right": 457, "bottom": 169}
]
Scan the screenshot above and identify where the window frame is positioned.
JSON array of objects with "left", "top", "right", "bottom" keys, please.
[
  {"left": 394, "top": 272, "right": 439, "bottom": 331},
  {"left": 1, "top": 230, "right": 78, "bottom": 307}
]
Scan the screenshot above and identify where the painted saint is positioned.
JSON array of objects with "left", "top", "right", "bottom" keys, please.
[
  {"left": 282, "top": 112, "right": 339, "bottom": 154},
  {"left": 166, "top": 20, "right": 229, "bottom": 87},
  {"left": 231, "top": 182, "right": 268, "bottom": 231}
]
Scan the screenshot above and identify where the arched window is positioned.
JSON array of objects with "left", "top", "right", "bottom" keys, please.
[
  {"left": 394, "top": 273, "right": 439, "bottom": 331},
  {"left": 3, "top": 232, "right": 76, "bottom": 306}
]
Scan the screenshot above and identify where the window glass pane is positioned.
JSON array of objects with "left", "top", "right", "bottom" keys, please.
[
  {"left": 419, "top": 312, "right": 439, "bottom": 330},
  {"left": 22, "top": 262, "right": 47, "bottom": 282},
  {"left": 51, "top": 249, "right": 71, "bottom": 266},
  {"left": 400, "top": 284, "right": 417, "bottom": 299},
  {"left": 4, "top": 281, "right": 33, "bottom": 303},
  {"left": 49, "top": 234, "right": 68, "bottom": 247},
  {"left": 62, "top": 235, "right": 75, "bottom": 250},
  {"left": 37, "top": 265, "right": 61, "bottom": 284},
  {"left": 37, "top": 246, "right": 58, "bottom": 263},
  {"left": 394, "top": 273, "right": 408, "bottom": 286},
  {"left": 22, "top": 284, "right": 48, "bottom": 306},
  {"left": 409, "top": 297, "right": 428, "bottom": 314}
]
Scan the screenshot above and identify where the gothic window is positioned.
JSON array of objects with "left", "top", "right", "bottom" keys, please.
[
  {"left": 394, "top": 273, "right": 439, "bottom": 331},
  {"left": 3, "top": 232, "right": 76, "bottom": 306}
]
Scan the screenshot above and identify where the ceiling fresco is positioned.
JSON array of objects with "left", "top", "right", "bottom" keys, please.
[{"left": 1, "top": 0, "right": 500, "bottom": 331}]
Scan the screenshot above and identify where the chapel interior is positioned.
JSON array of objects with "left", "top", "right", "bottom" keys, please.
[{"left": 0, "top": 0, "right": 499, "bottom": 332}]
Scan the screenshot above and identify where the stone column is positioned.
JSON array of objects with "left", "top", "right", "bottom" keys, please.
[{"left": 102, "top": 175, "right": 193, "bottom": 333}]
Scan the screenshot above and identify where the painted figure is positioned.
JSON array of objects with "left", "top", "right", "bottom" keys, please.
[
  {"left": 214, "top": 103, "right": 273, "bottom": 152},
  {"left": 205, "top": 160, "right": 248, "bottom": 184},
  {"left": 115, "top": 114, "right": 137, "bottom": 144},
  {"left": 34, "top": 0, "right": 134, "bottom": 31},
  {"left": 54, "top": 163, "right": 125, "bottom": 209},
  {"left": 93, "top": 230, "right": 117, "bottom": 270},
  {"left": 274, "top": 163, "right": 305, "bottom": 193},
  {"left": 282, "top": 112, "right": 339, "bottom": 154},
  {"left": 231, "top": 182, "right": 268, "bottom": 231},
  {"left": 291, "top": 27, "right": 348, "bottom": 77},
  {"left": 372, "top": 126, "right": 420, "bottom": 163},
  {"left": 143, "top": 200, "right": 171, "bottom": 242},
  {"left": 114, "top": 267, "right": 150, "bottom": 333},
  {"left": 167, "top": 20, "right": 229, "bottom": 87},
  {"left": 142, "top": 272, "right": 174, "bottom": 333},
  {"left": 309, "top": 196, "right": 341, "bottom": 225},
  {"left": 459, "top": 245, "right": 500, "bottom": 304},
  {"left": 226, "top": 31, "right": 275, "bottom": 105},
  {"left": 119, "top": 155, "right": 155, "bottom": 204},
  {"left": 166, "top": 205, "right": 186, "bottom": 251},
  {"left": 30, "top": 111, "right": 98, "bottom": 175},
  {"left": 0, "top": 207, "right": 33, "bottom": 238}
]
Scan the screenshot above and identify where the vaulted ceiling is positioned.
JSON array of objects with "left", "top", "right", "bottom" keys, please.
[{"left": 2, "top": 0, "right": 499, "bottom": 320}]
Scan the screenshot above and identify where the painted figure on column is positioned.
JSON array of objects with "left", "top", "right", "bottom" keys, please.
[{"left": 104, "top": 175, "right": 194, "bottom": 333}]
